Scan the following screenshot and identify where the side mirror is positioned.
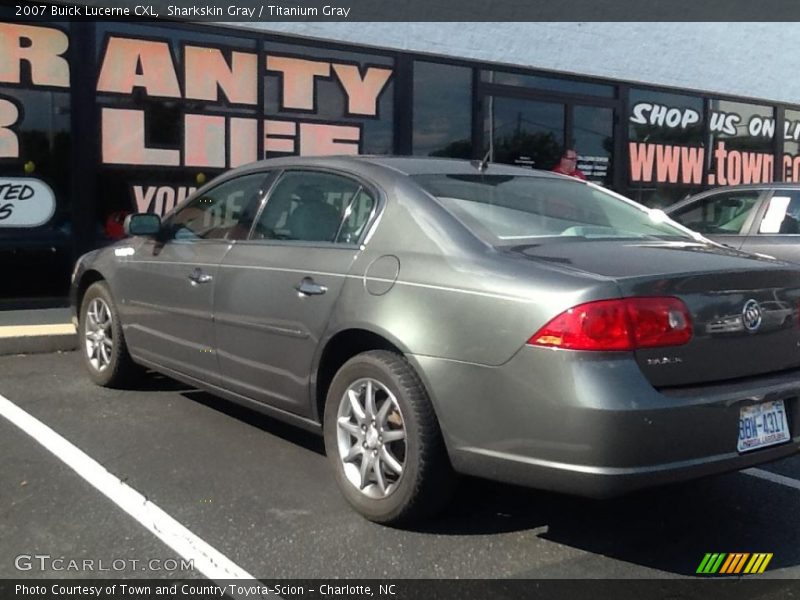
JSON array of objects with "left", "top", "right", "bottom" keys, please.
[{"left": 124, "top": 213, "right": 161, "bottom": 237}]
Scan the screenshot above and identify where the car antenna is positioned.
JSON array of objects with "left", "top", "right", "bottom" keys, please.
[{"left": 471, "top": 148, "right": 491, "bottom": 172}]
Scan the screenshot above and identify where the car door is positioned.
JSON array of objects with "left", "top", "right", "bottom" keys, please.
[
  {"left": 667, "top": 188, "right": 766, "bottom": 249},
  {"left": 116, "top": 172, "right": 270, "bottom": 383},
  {"left": 739, "top": 189, "right": 800, "bottom": 264},
  {"left": 214, "top": 169, "right": 379, "bottom": 415}
]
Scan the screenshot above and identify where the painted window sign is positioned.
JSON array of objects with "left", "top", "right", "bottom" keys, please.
[
  {"left": 0, "top": 177, "right": 56, "bottom": 227},
  {"left": 0, "top": 23, "right": 393, "bottom": 167},
  {"left": 628, "top": 100, "right": 800, "bottom": 186},
  {"left": 95, "top": 38, "right": 392, "bottom": 166}
]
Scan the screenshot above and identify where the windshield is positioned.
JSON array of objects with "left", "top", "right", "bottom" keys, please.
[{"left": 413, "top": 174, "right": 693, "bottom": 245}]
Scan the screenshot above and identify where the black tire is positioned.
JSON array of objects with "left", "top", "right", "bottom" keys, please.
[
  {"left": 79, "top": 281, "right": 139, "bottom": 388},
  {"left": 323, "top": 350, "right": 455, "bottom": 525}
]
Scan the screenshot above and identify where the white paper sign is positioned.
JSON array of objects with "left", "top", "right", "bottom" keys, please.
[{"left": 0, "top": 178, "right": 56, "bottom": 227}]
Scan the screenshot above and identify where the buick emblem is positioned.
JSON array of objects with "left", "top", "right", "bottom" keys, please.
[{"left": 742, "top": 299, "right": 762, "bottom": 333}]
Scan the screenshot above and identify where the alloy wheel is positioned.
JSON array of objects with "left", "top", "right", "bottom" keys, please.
[
  {"left": 336, "top": 377, "right": 407, "bottom": 499},
  {"left": 84, "top": 297, "right": 113, "bottom": 371}
]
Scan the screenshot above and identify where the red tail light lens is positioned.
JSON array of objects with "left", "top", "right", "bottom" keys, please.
[{"left": 528, "top": 297, "right": 692, "bottom": 351}]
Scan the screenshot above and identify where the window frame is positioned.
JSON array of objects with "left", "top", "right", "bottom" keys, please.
[{"left": 242, "top": 166, "right": 385, "bottom": 249}]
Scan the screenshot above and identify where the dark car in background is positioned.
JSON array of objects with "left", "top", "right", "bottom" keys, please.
[
  {"left": 71, "top": 157, "right": 800, "bottom": 524},
  {"left": 666, "top": 184, "right": 800, "bottom": 264}
]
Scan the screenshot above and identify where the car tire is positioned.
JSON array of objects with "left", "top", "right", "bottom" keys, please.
[
  {"left": 323, "top": 350, "right": 455, "bottom": 525},
  {"left": 79, "top": 281, "right": 139, "bottom": 388}
]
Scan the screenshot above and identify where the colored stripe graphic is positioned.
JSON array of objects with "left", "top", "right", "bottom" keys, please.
[
  {"left": 698, "top": 553, "right": 773, "bottom": 575},
  {"left": 697, "top": 553, "right": 726, "bottom": 574},
  {"left": 720, "top": 553, "right": 749, "bottom": 574},
  {"left": 744, "top": 553, "right": 773, "bottom": 574}
]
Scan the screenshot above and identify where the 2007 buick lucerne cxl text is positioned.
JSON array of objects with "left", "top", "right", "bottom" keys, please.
[{"left": 70, "top": 156, "right": 800, "bottom": 524}]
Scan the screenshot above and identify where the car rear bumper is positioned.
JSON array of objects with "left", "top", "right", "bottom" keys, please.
[{"left": 409, "top": 348, "right": 800, "bottom": 498}]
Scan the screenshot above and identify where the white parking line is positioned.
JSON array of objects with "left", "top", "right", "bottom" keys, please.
[
  {"left": 743, "top": 467, "right": 800, "bottom": 491},
  {"left": 0, "top": 392, "right": 256, "bottom": 582}
]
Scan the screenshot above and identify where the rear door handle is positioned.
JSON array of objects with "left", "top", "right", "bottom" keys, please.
[
  {"left": 295, "top": 277, "right": 327, "bottom": 296},
  {"left": 188, "top": 268, "right": 213, "bottom": 285}
]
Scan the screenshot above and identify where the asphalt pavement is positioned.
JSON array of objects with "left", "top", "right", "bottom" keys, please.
[{"left": 2, "top": 351, "right": 800, "bottom": 581}]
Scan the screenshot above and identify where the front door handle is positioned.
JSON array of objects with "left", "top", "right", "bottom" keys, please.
[
  {"left": 188, "top": 267, "right": 213, "bottom": 285},
  {"left": 295, "top": 277, "right": 328, "bottom": 296}
]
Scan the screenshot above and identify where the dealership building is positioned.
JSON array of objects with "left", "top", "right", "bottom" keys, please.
[{"left": 1, "top": 17, "right": 799, "bottom": 297}]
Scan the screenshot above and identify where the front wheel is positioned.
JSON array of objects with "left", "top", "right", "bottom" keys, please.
[
  {"left": 79, "top": 281, "right": 139, "bottom": 388},
  {"left": 323, "top": 350, "right": 455, "bottom": 525}
]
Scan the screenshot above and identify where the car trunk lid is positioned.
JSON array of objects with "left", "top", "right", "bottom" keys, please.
[{"left": 509, "top": 239, "right": 800, "bottom": 387}]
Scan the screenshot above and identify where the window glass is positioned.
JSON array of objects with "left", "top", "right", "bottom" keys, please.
[
  {"left": 413, "top": 61, "right": 472, "bottom": 158},
  {"left": 708, "top": 100, "right": 774, "bottom": 187},
  {"left": 481, "top": 70, "right": 614, "bottom": 98},
  {"left": 783, "top": 109, "right": 800, "bottom": 183},
  {"left": 165, "top": 173, "right": 267, "bottom": 241},
  {"left": 94, "top": 22, "right": 259, "bottom": 246},
  {"left": 758, "top": 192, "right": 800, "bottom": 234},
  {"left": 253, "top": 171, "right": 374, "bottom": 243},
  {"left": 263, "top": 42, "right": 394, "bottom": 156},
  {"left": 337, "top": 188, "right": 376, "bottom": 244},
  {"left": 573, "top": 105, "right": 614, "bottom": 187},
  {"left": 486, "top": 96, "right": 564, "bottom": 170},
  {"left": 669, "top": 190, "right": 762, "bottom": 235},
  {"left": 413, "top": 174, "right": 689, "bottom": 246},
  {"left": 0, "top": 22, "right": 72, "bottom": 297},
  {"left": 627, "top": 89, "right": 705, "bottom": 208}
]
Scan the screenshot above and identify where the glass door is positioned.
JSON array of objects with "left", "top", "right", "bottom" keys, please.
[{"left": 482, "top": 93, "right": 616, "bottom": 187}]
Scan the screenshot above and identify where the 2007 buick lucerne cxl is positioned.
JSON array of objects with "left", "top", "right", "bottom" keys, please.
[{"left": 71, "top": 156, "right": 800, "bottom": 524}]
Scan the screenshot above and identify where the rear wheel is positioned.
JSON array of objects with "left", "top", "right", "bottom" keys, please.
[
  {"left": 80, "top": 281, "right": 139, "bottom": 388},
  {"left": 323, "top": 350, "right": 455, "bottom": 525}
]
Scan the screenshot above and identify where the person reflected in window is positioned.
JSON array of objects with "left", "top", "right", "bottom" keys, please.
[{"left": 551, "top": 149, "right": 586, "bottom": 180}]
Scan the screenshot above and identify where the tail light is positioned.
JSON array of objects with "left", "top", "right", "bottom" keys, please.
[{"left": 528, "top": 297, "right": 692, "bottom": 351}]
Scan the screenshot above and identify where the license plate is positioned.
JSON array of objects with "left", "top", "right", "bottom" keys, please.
[{"left": 738, "top": 400, "right": 790, "bottom": 453}]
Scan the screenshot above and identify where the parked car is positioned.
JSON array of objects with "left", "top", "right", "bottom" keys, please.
[
  {"left": 666, "top": 184, "right": 800, "bottom": 263},
  {"left": 71, "top": 157, "right": 800, "bottom": 524}
]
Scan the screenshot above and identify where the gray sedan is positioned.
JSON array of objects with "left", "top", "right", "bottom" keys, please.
[{"left": 71, "top": 157, "right": 800, "bottom": 524}]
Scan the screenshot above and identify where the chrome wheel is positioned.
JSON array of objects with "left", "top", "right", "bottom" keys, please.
[
  {"left": 84, "top": 297, "right": 113, "bottom": 371},
  {"left": 336, "top": 377, "right": 406, "bottom": 499}
]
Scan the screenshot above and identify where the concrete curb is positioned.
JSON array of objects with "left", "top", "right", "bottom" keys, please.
[{"left": 0, "top": 324, "right": 78, "bottom": 356}]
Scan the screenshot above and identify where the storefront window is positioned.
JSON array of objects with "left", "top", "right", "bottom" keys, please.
[
  {"left": 481, "top": 70, "right": 614, "bottom": 98},
  {"left": 412, "top": 61, "right": 472, "bottom": 158},
  {"left": 627, "top": 89, "right": 705, "bottom": 208},
  {"left": 784, "top": 109, "right": 800, "bottom": 182},
  {"left": 0, "top": 22, "right": 72, "bottom": 297},
  {"left": 263, "top": 41, "right": 394, "bottom": 156},
  {"left": 707, "top": 99, "right": 774, "bottom": 187},
  {"left": 94, "top": 23, "right": 259, "bottom": 233}
]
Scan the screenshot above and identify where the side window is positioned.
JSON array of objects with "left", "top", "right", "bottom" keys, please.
[
  {"left": 337, "top": 188, "right": 377, "bottom": 244},
  {"left": 669, "top": 191, "right": 762, "bottom": 234},
  {"left": 758, "top": 193, "right": 800, "bottom": 234},
  {"left": 164, "top": 173, "right": 269, "bottom": 241},
  {"left": 252, "top": 171, "right": 376, "bottom": 244}
]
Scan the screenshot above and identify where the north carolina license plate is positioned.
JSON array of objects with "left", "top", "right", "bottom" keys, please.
[{"left": 738, "top": 400, "right": 790, "bottom": 453}]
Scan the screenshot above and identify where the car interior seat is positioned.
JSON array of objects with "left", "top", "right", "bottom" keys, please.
[{"left": 286, "top": 186, "right": 342, "bottom": 242}]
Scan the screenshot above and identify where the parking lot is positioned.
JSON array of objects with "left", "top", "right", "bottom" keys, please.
[{"left": 2, "top": 350, "right": 800, "bottom": 581}]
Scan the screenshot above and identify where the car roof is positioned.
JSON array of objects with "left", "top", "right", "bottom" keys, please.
[{"left": 236, "top": 154, "right": 569, "bottom": 180}]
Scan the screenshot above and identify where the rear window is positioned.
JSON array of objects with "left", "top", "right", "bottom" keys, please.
[{"left": 412, "top": 174, "right": 692, "bottom": 245}]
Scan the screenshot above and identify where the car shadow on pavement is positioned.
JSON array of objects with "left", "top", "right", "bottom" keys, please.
[
  {"left": 420, "top": 472, "right": 800, "bottom": 576},
  {"left": 181, "top": 389, "right": 325, "bottom": 456},
  {"left": 141, "top": 370, "right": 797, "bottom": 578},
  {"left": 127, "top": 370, "right": 194, "bottom": 393}
]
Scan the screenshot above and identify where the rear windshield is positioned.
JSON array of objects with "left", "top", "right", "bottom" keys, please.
[{"left": 412, "top": 174, "right": 692, "bottom": 245}]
